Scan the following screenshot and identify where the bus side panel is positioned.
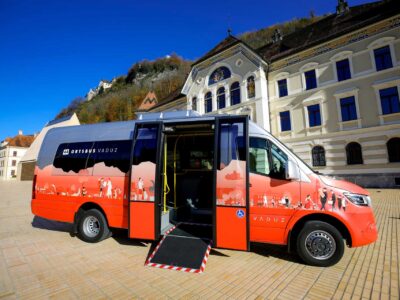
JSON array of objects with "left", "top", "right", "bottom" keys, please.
[
  {"left": 250, "top": 207, "right": 294, "bottom": 244},
  {"left": 129, "top": 202, "right": 154, "bottom": 239},
  {"left": 216, "top": 206, "right": 247, "bottom": 250},
  {"left": 32, "top": 165, "right": 129, "bottom": 228}
]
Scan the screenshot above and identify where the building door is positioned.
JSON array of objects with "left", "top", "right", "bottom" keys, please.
[
  {"left": 214, "top": 116, "right": 249, "bottom": 250},
  {"left": 128, "top": 122, "right": 162, "bottom": 240}
]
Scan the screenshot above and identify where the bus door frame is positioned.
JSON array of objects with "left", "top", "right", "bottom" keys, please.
[
  {"left": 128, "top": 121, "right": 163, "bottom": 240},
  {"left": 213, "top": 115, "right": 250, "bottom": 251}
]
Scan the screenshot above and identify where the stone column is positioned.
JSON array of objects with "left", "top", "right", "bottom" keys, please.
[
  {"left": 211, "top": 88, "right": 217, "bottom": 112},
  {"left": 198, "top": 93, "right": 204, "bottom": 115},
  {"left": 225, "top": 84, "right": 231, "bottom": 108},
  {"left": 254, "top": 67, "right": 271, "bottom": 131},
  {"left": 240, "top": 81, "right": 247, "bottom": 104}
]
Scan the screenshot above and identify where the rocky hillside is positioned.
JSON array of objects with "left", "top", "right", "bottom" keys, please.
[{"left": 56, "top": 54, "right": 191, "bottom": 123}]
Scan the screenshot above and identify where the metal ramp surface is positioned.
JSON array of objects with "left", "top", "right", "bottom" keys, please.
[{"left": 145, "top": 223, "right": 212, "bottom": 273}]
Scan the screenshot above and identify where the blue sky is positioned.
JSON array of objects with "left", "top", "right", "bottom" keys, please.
[{"left": 0, "top": 0, "right": 374, "bottom": 138}]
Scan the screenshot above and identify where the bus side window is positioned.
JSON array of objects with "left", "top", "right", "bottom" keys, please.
[
  {"left": 53, "top": 142, "right": 94, "bottom": 175},
  {"left": 92, "top": 140, "right": 132, "bottom": 175},
  {"left": 219, "top": 123, "right": 245, "bottom": 169},
  {"left": 132, "top": 127, "right": 158, "bottom": 165},
  {"left": 248, "top": 138, "right": 288, "bottom": 180},
  {"left": 269, "top": 142, "right": 288, "bottom": 180},
  {"left": 249, "top": 138, "right": 270, "bottom": 176}
]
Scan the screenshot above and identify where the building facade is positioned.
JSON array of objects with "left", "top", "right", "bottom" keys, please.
[
  {"left": 182, "top": 0, "right": 400, "bottom": 187},
  {"left": 0, "top": 131, "right": 34, "bottom": 180}
]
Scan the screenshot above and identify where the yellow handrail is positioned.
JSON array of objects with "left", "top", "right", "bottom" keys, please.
[{"left": 163, "top": 136, "right": 170, "bottom": 213}]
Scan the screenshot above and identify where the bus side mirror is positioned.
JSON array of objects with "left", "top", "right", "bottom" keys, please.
[{"left": 286, "top": 159, "right": 300, "bottom": 181}]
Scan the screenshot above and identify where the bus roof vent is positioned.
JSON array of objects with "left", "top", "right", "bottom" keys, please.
[{"left": 136, "top": 110, "right": 201, "bottom": 121}]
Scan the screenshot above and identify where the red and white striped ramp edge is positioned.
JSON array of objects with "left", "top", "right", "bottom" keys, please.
[{"left": 145, "top": 223, "right": 213, "bottom": 273}]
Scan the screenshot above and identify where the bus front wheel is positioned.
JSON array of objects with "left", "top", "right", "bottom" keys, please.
[
  {"left": 296, "top": 221, "right": 344, "bottom": 267},
  {"left": 77, "top": 209, "right": 110, "bottom": 243}
]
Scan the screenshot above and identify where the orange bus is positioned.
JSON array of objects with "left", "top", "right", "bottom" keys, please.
[{"left": 31, "top": 112, "right": 377, "bottom": 267}]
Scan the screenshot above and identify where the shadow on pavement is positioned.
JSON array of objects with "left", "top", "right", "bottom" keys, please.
[
  {"left": 209, "top": 249, "right": 230, "bottom": 257},
  {"left": 251, "top": 242, "right": 302, "bottom": 264},
  {"left": 32, "top": 216, "right": 73, "bottom": 232},
  {"left": 111, "top": 228, "right": 147, "bottom": 247}
]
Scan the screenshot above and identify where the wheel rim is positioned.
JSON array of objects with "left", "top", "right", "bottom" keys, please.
[
  {"left": 83, "top": 216, "right": 100, "bottom": 238},
  {"left": 304, "top": 230, "right": 336, "bottom": 260}
]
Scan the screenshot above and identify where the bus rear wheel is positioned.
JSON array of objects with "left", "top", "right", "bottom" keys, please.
[
  {"left": 78, "top": 209, "right": 110, "bottom": 243},
  {"left": 296, "top": 221, "right": 344, "bottom": 267}
]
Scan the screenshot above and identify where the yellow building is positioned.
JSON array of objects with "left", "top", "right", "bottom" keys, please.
[{"left": 182, "top": 0, "right": 400, "bottom": 187}]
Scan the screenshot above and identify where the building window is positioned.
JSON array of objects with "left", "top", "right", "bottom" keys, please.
[
  {"left": 379, "top": 87, "right": 400, "bottom": 115},
  {"left": 307, "top": 104, "right": 322, "bottom": 127},
  {"left": 312, "top": 146, "right": 326, "bottom": 167},
  {"left": 387, "top": 138, "right": 400, "bottom": 162},
  {"left": 13, "top": 151, "right": 17, "bottom": 157},
  {"left": 208, "top": 67, "right": 231, "bottom": 85},
  {"left": 247, "top": 76, "right": 255, "bottom": 98},
  {"left": 217, "top": 87, "right": 226, "bottom": 109},
  {"left": 205, "top": 92, "right": 212, "bottom": 113},
  {"left": 374, "top": 46, "right": 393, "bottom": 71},
  {"left": 192, "top": 97, "right": 197, "bottom": 111},
  {"left": 279, "top": 111, "right": 291, "bottom": 132},
  {"left": 277, "top": 79, "right": 288, "bottom": 97},
  {"left": 11, "top": 170, "right": 15, "bottom": 177},
  {"left": 304, "top": 70, "right": 317, "bottom": 90},
  {"left": 12, "top": 160, "right": 16, "bottom": 167},
  {"left": 336, "top": 59, "right": 351, "bottom": 81},
  {"left": 230, "top": 82, "right": 241, "bottom": 105},
  {"left": 346, "top": 142, "right": 363, "bottom": 165},
  {"left": 340, "top": 96, "right": 357, "bottom": 121}
]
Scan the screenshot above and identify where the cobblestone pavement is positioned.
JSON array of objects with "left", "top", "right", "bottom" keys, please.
[{"left": 0, "top": 181, "right": 399, "bottom": 299}]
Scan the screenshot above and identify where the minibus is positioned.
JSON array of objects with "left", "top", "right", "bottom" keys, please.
[{"left": 31, "top": 111, "right": 377, "bottom": 267}]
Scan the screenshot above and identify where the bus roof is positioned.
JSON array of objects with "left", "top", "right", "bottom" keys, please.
[{"left": 37, "top": 111, "right": 269, "bottom": 168}]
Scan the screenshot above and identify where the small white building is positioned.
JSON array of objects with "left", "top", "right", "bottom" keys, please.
[
  {"left": 86, "top": 80, "right": 113, "bottom": 101},
  {"left": 0, "top": 130, "right": 35, "bottom": 180},
  {"left": 18, "top": 113, "right": 80, "bottom": 180}
]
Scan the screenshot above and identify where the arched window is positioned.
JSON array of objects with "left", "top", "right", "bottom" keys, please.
[
  {"left": 247, "top": 76, "right": 255, "bottom": 98},
  {"left": 204, "top": 92, "right": 212, "bottom": 113},
  {"left": 208, "top": 67, "right": 231, "bottom": 85},
  {"left": 387, "top": 138, "right": 400, "bottom": 162},
  {"left": 312, "top": 146, "right": 326, "bottom": 167},
  {"left": 230, "top": 82, "right": 241, "bottom": 105},
  {"left": 217, "top": 87, "right": 226, "bottom": 109},
  {"left": 192, "top": 97, "right": 197, "bottom": 111},
  {"left": 346, "top": 142, "right": 363, "bottom": 165}
]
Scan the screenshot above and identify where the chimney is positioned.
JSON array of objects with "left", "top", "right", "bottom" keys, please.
[
  {"left": 336, "top": 0, "right": 349, "bottom": 15},
  {"left": 18, "top": 130, "right": 23, "bottom": 135}
]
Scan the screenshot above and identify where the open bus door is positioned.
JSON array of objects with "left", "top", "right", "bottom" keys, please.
[
  {"left": 128, "top": 122, "right": 163, "bottom": 240},
  {"left": 214, "top": 116, "right": 249, "bottom": 251}
]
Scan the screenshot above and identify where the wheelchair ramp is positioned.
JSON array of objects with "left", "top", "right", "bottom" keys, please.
[{"left": 145, "top": 223, "right": 212, "bottom": 273}]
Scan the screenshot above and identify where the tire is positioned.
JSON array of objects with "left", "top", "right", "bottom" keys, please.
[
  {"left": 77, "top": 209, "right": 110, "bottom": 243},
  {"left": 296, "top": 221, "right": 344, "bottom": 267}
]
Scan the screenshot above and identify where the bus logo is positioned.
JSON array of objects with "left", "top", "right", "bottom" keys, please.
[{"left": 63, "top": 149, "right": 70, "bottom": 156}]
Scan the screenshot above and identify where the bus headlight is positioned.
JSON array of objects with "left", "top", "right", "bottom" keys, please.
[{"left": 343, "top": 193, "right": 371, "bottom": 207}]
